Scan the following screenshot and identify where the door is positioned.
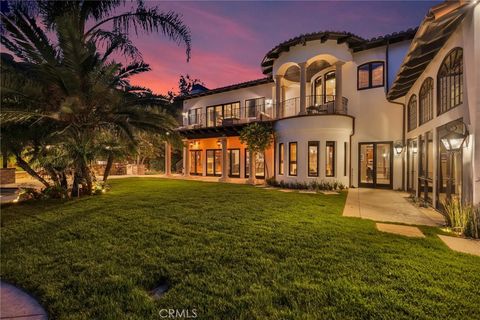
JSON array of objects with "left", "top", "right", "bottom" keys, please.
[{"left": 359, "top": 142, "right": 393, "bottom": 189}]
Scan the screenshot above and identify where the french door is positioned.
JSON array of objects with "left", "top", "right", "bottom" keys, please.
[
  {"left": 206, "top": 149, "right": 222, "bottom": 176},
  {"left": 358, "top": 142, "right": 393, "bottom": 189}
]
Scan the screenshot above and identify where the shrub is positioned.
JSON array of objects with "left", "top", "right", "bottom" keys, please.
[
  {"left": 266, "top": 179, "right": 347, "bottom": 192},
  {"left": 442, "top": 198, "right": 480, "bottom": 239},
  {"left": 466, "top": 207, "right": 480, "bottom": 239},
  {"left": 42, "top": 185, "right": 68, "bottom": 199}
]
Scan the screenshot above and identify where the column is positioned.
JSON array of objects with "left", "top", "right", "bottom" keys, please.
[
  {"left": 165, "top": 141, "right": 172, "bottom": 176},
  {"left": 335, "top": 61, "right": 344, "bottom": 113},
  {"left": 248, "top": 150, "right": 255, "bottom": 185},
  {"left": 219, "top": 137, "right": 228, "bottom": 182},
  {"left": 299, "top": 62, "right": 307, "bottom": 115},
  {"left": 182, "top": 139, "right": 190, "bottom": 176},
  {"left": 275, "top": 75, "right": 283, "bottom": 119}
]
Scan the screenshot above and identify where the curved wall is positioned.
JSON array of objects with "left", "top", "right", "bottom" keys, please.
[{"left": 274, "top": 115, "right": 354, "bottom": 185}]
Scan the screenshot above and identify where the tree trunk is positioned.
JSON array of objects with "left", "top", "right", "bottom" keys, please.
[
  {"left": 103, "top": 153, "right": 114, "bottom": 182},
  {"left": 15, "top": 155, "right": 50, "bottom": 188},
  {"left": 59, "top": 171, "right": 68, "bottom": 190}
]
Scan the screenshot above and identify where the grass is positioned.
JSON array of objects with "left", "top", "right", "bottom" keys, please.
[{"left": 1, "top": 178, "right": 479, "bottom": 319}]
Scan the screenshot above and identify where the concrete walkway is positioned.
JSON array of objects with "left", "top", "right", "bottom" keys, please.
[
  {"left": 0, "top": 281, "right": 47, "bottom": 319},
  {"left": 343, "top": 188, "right": 444, "bottom": 226}
]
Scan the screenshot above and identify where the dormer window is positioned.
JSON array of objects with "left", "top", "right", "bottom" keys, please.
[{"left": 357, "top": 61, "right": 384, "bottom": 90}]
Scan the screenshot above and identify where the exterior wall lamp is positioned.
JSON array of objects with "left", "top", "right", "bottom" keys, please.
[
  {"left": 440, "top": 122, "right": 469, "bottom": 152},
  {"left": 394, "top": 141, "right": 405, "bottom": 155}
]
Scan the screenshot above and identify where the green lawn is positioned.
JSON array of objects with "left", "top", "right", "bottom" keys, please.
[{"left": 1, "top": 179, "right": 479, "bottom": 319}]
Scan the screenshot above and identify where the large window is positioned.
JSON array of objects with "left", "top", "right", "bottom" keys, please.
[
  {"left": 206, "top": 149, "right": 221, "bottom": 176},
  {"left": 189, "top": 150, "right": 202, "bottom": 175},
  {"left": 245, "top": 149, "right": 264, "bottom": 178},
  {"left": 289, "top": 142, "right": 297, "bottom": 176},
  {"left": 278, "top": 143, "right": 284, "bottom": 175},
  {"left": 419, "top": 77, "right": 433, "bottom": 125},
  {"left": 188, "top": 108, "right": 202, "bottom": 125},
  {"left": 437, "top": 47, "right": 463, "bottom": 115},
  {"left": 357, "top": 61, "right": 384, "bottom": 90},
  {"left": 407, "top": 95, "right": 417, "bottom": 132},
  {"left": 206, "top": 102, "right": 240, "bottom": 127},
  {"left": 326, "top": 141, "right": 335, "bottom": 177},
  {"left": 324, "top": 71, "right": 336, "bottom": 102},
  {"left": 245, "top": 97, "right": 265, "bottom": 118},
  {"left": 308, "top": 141, "right": 319, "bottom": 177},
  {"left": 228, "top": 149, "right": 240, "bottom": 177}
]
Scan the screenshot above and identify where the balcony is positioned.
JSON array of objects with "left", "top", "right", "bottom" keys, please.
[{"left": 179, "top": 95, "right": 348, "bottom": 133}]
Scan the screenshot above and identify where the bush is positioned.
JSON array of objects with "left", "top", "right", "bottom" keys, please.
[
  {"left": 42, "top": 185, "right": 68, "bottom": 199},
  {"left": 266, "top": 179, "right": 346, "bottom": 192},
  {"left": 442, "top": 198, "right": 480, "bottom": 239}
]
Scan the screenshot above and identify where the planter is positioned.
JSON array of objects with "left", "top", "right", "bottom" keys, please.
[{"left": 0, "top": 168, "right": 16, "bottom": 184}]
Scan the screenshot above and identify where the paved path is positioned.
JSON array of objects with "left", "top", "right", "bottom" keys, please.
[
  {"left": 0, "top": 281, "right": 47, "bottom": 319},
  {"left": 343, "top": 188, "right": 444, "bottom": 226}
]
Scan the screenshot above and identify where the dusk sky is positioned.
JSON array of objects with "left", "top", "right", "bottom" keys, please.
[{"left": 103, "top": 1, "right": 442, "bottom": 94}]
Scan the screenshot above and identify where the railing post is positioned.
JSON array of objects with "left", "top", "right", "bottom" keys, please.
[
  {"left": 335, "top": 61, "right": 344, "bottom": 113},
  {"left": 299, "top": 62, "right": 307, "bottom": 115},
  {"left": 275, "top": 75, "right": 283, "bottom": 119}
]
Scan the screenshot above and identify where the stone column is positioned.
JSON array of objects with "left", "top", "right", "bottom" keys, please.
[
  {"left": 275, "top": 75, "right": 283, "bottom": 119},
  {"left": 164, "top": 141, "right": 172, "bottom": 176},
  {"left": 182, "top": 139, "right": 189, "bottom": 177},
  {"left": 299, "top": 62, "right": 307, "bottom": 115},
  {"left": 335, "top": 61, "right": 344, "bottom": 113},
  {"left": 219, "top": 137, "right": 228, "bottom": 182}
]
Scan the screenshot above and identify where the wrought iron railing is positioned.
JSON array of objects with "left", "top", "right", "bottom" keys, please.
[{"left": 182, "top": 95, "right": 348, "bottom": 129}]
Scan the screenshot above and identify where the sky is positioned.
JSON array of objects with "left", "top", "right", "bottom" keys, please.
[{"left": 130, "top": 1, "right": 440, "bottom": 95}]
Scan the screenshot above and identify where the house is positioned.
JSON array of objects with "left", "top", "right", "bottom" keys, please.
[{"left": 167, "top": 0, "right": 479, "bottom": 210}]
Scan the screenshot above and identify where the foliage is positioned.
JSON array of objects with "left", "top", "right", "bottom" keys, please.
[
  {"left": 266, "top": 178, "right": 346, "bottom": 191},
  {"left": 0, "top": 1, "right": 191, "bottom": 197},
  {"left": 1, "top": 179, "right": 479, "bottom": 319},
  {"left": 239, "top": 122, "right": 274, "bottom": 154},
  {"left": 441, "top": 197, "right": 480, "bottom": 239}
]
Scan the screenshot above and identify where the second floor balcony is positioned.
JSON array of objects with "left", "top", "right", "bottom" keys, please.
[{"left": 181, "top": 94, "right": 348, "bottom": 130}]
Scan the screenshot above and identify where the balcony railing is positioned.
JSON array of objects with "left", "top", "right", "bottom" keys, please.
[{"left": 182, "top": 95, "right": 348, "bottom": 129}]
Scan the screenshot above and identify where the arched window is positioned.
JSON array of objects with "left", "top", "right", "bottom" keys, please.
[
  {"left": 437, "top": 48, "right": 463, "bottom": 114},
  {"left": 408, "top": 95, "right": 417, "bottom": 132},
  {"left": 419, "top": 77, "right": 433, "bottom": 125}
]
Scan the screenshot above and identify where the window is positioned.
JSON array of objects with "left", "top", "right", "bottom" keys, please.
[
  {"left": 357, "top": 61, "right": 384, "bottom": 90},
  {"left": 438, "top": 47, "right": 463, "bottom": 115},
  {"left": 228, "top": 149, "right": 240, "bottom": 177},
  {"left": 206, "top": 102, "right": 240, "bottom": 127},
  {"left": 206, "top": 149, "right": 221, "bottom": 176},
  {"left": 278, "top": 143, "right": 284, "bottom": 175},
  {"left": 324, "top": 71, "right": 336, "bottom": 102},
  {"left": 407, "top": 95, "right": 417, "bottom": 132},
  {"left": 188, "top": 108, "right": 202, "bottom": 125},
  {"left": 308, "top": 141, "right": 319, "bottom": 177},
  {"left": 326, "top": 141, "right": 335, "bottom": 177},
  {"left": 289, "top": 142, "right": 297, "bottom": 176},
  {"left": 419, "top": 78, "right": 433, "bottom": 125},
  {"left": 245, "top": 97, "right": 265, "bottom": 118},
  {"left": 313, "top": 76, "right": 323, "bottom": 104},
  {"left": 189, "top": 150, "right": 202, "bottom": 175}
]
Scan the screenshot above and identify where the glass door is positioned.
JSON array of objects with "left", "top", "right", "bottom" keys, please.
[
  {"left": 189, "top": 150, "right": 202, "bottom": 175},
  {"left": 206, "top": 149, "right": 222, "bottom": 176},
  {"left": 359, "top": 142, "right": 393, "bottom": 188}
]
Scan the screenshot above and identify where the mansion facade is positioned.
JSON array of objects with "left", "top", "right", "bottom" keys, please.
[{"left": 171, "top": 1, "right": 480, "bottom": 209}]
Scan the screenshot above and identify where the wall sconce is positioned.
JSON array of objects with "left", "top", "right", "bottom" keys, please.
[
  {"left": 394, "top": 140, "right": 404, "bottom": 155},
  {"left": 216, "top": 139, "right": 221, "bottom": 147},
  {"left": 440, "top": 122, "right": 469, "bottom": 152}
]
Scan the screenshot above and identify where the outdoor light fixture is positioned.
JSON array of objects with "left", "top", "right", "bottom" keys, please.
[
  {"left": 216, "top": 140, "right": 221, "bottom": 147},
  {"left": 440, "top": 122, "right": 469, "bottom": 152},
  {"left": 394, "top": 141, "right": 405, "bottom": 155}
]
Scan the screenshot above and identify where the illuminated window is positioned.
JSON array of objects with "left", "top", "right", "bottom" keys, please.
[
  {"left": 326, "top": 141, "right": 335, "bottom": 177},
  {"left": 308, "top": 141, "right": 319, "bottom": 177},
  {"left": 324, "top": 71, "right": 336, "bottom": 102},
  {"left": 289, "top": 142, "right": 297, "bottom": 176},
  {"left": 228, "top": 149, "right": 240, "bottom": 177},
  {"left": 438, "top": 47, "right": 463, "bottom": 115},
  {"left": 278, "top": 143, "right": 284, "bottom": 175},
  {"left": 357, "top": 62, "right": 384, "bottom": 90},
  {"left": 408, "top": 95, "right": 417, "bottom": 131},
  {"left": 419, "top": 77, "right": 433, "bottom": 125},
  {"left": 189, "top": 150, "right": 202, "bottom": 175}
]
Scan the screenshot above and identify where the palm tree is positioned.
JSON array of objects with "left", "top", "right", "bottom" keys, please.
[{"left": 1, "top": 1, "right": 190, "bottom": 196}]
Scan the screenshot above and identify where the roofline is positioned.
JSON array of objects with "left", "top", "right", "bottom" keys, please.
[
  {"left": 261, "top": 29, "right": 418, "bottom": 75},
  {"left": 178, "top": 77, "right": 274, "bottom": 100}
]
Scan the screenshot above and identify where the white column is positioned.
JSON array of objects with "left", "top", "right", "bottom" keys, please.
[
  {"left": 335, "top": 61, "right": 344, "bottom": 113},
  {"left": 219, "top": 137, "right": 228, "bottom": 182},
  {"left": 299, "top": 62, "right": 307, "bottom": 115},
  {"left": 275, "top": 75, "right": 283, "bottom": 119},
  {"left": 165, "top": 141, "right": 172, "bottom": 176},
  {"left": 182, "top": 139, "right": 189, "bottom": 176}
]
